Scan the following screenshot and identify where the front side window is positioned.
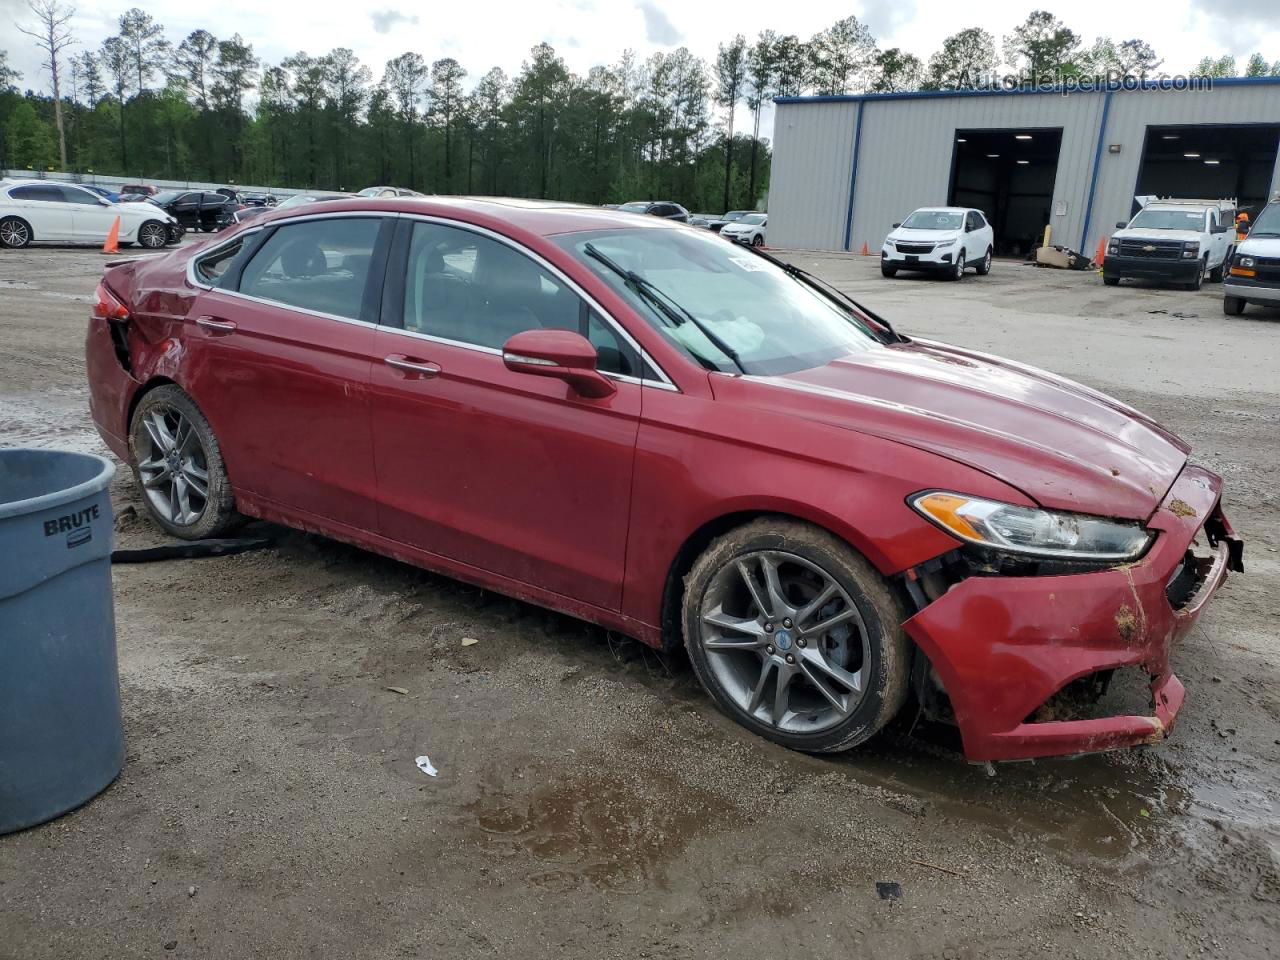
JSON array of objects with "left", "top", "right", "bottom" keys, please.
[
  {"left": 554, "top": 227, "right": 883, "bottom": 376},
  {"left": 238, "top": 217, "right": 380, "bottom": 321},
  {"left": 1248, "top": 202, "right": 1280, "bottom": 238},
  {"left": 401, "top": 221, "right": 639, "bottom": 376},
  {"left": 60, "top": 186, "right": 102, "bottom": 205}
]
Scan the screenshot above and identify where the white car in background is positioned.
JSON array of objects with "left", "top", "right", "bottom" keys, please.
[
  {"left": 880, "top": 207, "right": 994, "bottom": 280},
  {"left": 0, "top": 180, "right": 179, "bottom": 249},
  {"left": 721, "top": 213, "right": 767, "bottom": 246}
]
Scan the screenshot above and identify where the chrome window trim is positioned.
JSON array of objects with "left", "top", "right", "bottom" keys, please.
[{"left": 396, "top": 212, "right": 678, "bottom": 391}]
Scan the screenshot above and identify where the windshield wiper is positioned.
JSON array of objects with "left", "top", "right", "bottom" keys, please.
[
  {"left": 743, "top": 245, "right": 906, "bottom": 342},
  {"left": 582, "top": 242, "right": 745, "bottom": 373}
]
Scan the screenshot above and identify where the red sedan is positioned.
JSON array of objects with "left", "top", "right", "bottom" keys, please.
[{"left": 85, "top": 197, "right": 1243, "bottom": 762}]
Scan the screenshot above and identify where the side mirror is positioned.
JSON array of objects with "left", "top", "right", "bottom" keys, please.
[
  {"left": 502, "top": 329, "right": 616, "bottom": 399},
  {"left": 891, "top": 222, "right": 901, "bottom": 229},
  {"left": 1211, "top": 223, "right": 1228, "bottom": 234},
  {"left": 1115, "top": 221, "right": 1128, "bottom": 229}
]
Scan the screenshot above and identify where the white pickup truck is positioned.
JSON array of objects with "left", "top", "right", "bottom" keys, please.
[{"left": 1103, "top": 197, "right": 1235, "bottom": 290}]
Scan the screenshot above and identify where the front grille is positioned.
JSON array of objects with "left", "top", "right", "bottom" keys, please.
[
  {"left": 1117, "top": 239, "right": 1184, "bottom": 259},
  {"left": 1250, "top": 255, "right": 1280, "bottom": 283},
  {"left": 896, "top": 242, "right": 935, "bottom": 254},
  {"left": 1166, "top": 531, "right": 1216, "bottom": 610}
]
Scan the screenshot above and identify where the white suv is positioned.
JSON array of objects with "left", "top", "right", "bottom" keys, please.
[
  {"left": 1103, "top": 199, "right": 1233, "bottom": 290},
  {"left": 0, "top": 179, "right": 179, "bottom": 249},
  {"left": 881, "top": 207, "right": 994, "bottom": 280}
]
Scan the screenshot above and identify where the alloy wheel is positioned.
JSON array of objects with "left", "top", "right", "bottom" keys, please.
[
  {"left": 698, "top": 550, "right": 871, "bottom": 734},
  {"left": 1, "top": 219, "right": 30, "bottom": 247},
  {"left": 136, "top": 406, "right": 210, "bottom": 526},
  {"left": 139, "top": 222, "right": 166, "bottom": 248}
]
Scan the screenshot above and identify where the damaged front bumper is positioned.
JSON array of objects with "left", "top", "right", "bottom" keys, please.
[{"left": 904, "top": 465, "right": 1242, "bottom": 763}]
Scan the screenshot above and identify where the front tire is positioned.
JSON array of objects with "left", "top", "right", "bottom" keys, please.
[
  {"left": 947, "top": 250, "right": 966, "bottom": 281},
  {"left": 138, "top": 220, "right": 168, "bottom": 249},
  {"left": 881, "top": 261, "right": 898, "bottom": 278},
  {"left": 0, "top": 216, "right": 32, "bottom": 248},
  {"left": 682, "top": 518, "right": 911, "bottom": 754},
  {"left": 1186, "top": 257, "right": 1206, "bottom": 291},
  {"left": 1103, "top": 276, "right": 1120, "bottom": 286},
  {"left": 1209, "top": 260, "right": 1225, "bottom": 282},
  {"left": 751, "top": 234, "right": 764, "bottom": 247},
  {"left": 129, "top": 385, "right": 241, "bottom": 540},
  {"left": 1224, "top": 295, "right": 1246, "bottom": 316}
]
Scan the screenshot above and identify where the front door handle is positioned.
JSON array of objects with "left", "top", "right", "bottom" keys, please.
[
  {"left": 384, "top": 354, "right": 441, "bottom": 379},
  {"left": 195, "top": 315, "right": 237, "bottom": 334}
]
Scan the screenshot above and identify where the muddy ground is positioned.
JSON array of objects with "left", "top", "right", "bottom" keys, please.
[{"left": 1, "top": 243, "right": 1277, "bottom": 959}]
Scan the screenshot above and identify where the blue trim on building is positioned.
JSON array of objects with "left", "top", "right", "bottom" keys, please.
[
  {"left": 774, "top": 75, "right": 1280, "bottom": 107},
  {"left": 1079, "top": 89, "right": 1115, "bottom": 253},
  {"left": 842, "top": 103, "right": 865, "bottom": 252}
]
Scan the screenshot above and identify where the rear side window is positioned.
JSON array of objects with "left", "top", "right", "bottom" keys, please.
[
  {"left": 239, "top": 218, "right": 381, "bottom": 321},
  {"left": 10, "top": 184, "right": 63, "bottom": 202},
  {"left": 195, "top": 238, "right": 248, "bottom": 284}
]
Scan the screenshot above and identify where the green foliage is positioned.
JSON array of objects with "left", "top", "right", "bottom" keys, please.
[{"left": 5, "top": 99, "right": 57, "bottom": 168}]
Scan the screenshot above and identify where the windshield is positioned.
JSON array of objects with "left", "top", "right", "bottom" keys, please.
[
  {"left": 618, "top": 202, "right": 650, "bottom": 213},
  {"left": 1129, "top": 208, "right": 1207, "bottom": 230},
  {"left": 1246, "top": 202, "right": 1280, "bottom": 238},
  {"left": 738, "top": 214, "right": 766, "bottom": 225},
  {"left": 151, "top": 191, "right": 184, "bottom": 204},
  {"left": 722, "top": 211, "right": 749, "bottom": 221},
  {"left": 901, "top": 210, "right": 962, "bottom": 230},
  {"left": 554, "top": 228, "right": 882, "bottom": 375}
]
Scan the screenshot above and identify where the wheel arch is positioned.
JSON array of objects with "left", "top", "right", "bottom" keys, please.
[
  {"left": 657, "top": 506, "right": 914, "bottom": 653},
  {"left": 0, "top": 214, "right": 34, "bottom": 244},
  {"left": 125, "top": 375, "right": 181, "bottom": 447}
]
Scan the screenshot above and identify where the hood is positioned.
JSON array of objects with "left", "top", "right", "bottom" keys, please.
[
  {"left": 746, "top": 339, "right": 1189, "bottom": 520},
  {"left": 1238, "top": 235, "right": 1280, "bottom": 256},
  {"left": 1113, "top": 228, "right": 1202, "bottom": 243},
  {"left": 889, "top": 228, "right": 961, "bottom": 243}
]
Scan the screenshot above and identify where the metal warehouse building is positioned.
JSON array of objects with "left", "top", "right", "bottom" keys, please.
[{"left": 768, "top": 77, "right": 1280, "bottom": 258}]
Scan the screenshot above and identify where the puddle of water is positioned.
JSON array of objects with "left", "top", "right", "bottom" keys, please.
[
  {"left": 0, "top": 392, "right": 108, "bottom": 455},
  {"left": 466, "top": 770, "right": 722, "bottom": 892}
]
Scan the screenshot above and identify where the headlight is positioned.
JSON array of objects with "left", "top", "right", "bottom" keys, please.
[
  {"left": 1182, "top": 241, "right": 1200, "bottom": 259},
  {"left": 934, "top": 238, "right": 956, "bottom": 248},
  {"left": 1237, "top": 256, "right": 1255, "bottom": 268},
  {"left": 1107, "top": 244, "right": 1118, "bottom": 255},
  {"left": 909, "top": 491, "right": 1153, "bottom": 561}
]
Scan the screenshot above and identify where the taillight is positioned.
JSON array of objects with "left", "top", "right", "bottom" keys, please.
[{"left": 93, "top": 282, "right": 130, "bottom": 322}]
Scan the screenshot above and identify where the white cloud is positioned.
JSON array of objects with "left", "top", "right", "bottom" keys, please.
[
  {"left": 636, "top": 0, "right": 681, "bottom": 46},
  {"left": 370, "top": 10, "right": 419, "bottom": 35}
]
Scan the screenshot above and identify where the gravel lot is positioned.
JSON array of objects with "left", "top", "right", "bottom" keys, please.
[{"left": 1, "top": 241, "right": 1278, "bottom": 959}]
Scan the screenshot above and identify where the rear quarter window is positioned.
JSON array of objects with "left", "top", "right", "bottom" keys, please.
[{"left": 237, "top": 217, "right": 382, "bottom": 321}]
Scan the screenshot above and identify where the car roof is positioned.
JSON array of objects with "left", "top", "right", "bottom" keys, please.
[{"left": 260, "top": 196, "right": 690, "bottom": 237}]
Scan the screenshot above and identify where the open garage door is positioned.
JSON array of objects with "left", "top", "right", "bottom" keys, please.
[
  {"left": 949, "top": 128, "right": 1063, "bottom": 257},
  {"left": 1136, "top": 124, "right": 1280, "bottom": 220}
]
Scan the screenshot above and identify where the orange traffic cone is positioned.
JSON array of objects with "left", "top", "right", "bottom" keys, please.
[
  {"left": 1094, "top": 235, "right": 1107, "bottom": 267},
  {"left": 859, "top": 241, "right": 870, "bottom": 256},
  {"left": 101, "top": 215, "right": 121, "bottom": 255}
]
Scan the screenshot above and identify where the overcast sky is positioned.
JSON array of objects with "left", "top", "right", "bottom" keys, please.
[{"left": 5, "top": 0, "right": 1280, "bottom": 140}]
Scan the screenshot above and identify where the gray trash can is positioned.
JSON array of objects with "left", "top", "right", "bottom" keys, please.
[{"left": 1, "top": 448, "right": 122, "bottom": 834}]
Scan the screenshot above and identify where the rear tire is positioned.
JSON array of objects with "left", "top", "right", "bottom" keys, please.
[
  {"left": 682, "top": 518, "right": 911, "bottom": 754},
  {"left": 129, "top": 385, "right": 242, "bottom": 540},
  {"left": 975, "top": 247, "right": 992, "bottom": 275},
  {"left": 0, "top": 216, "right": 32, "bottom": 248},
  {"left": 1224, "top": 296, "right": 1246, "bottom": 316}
]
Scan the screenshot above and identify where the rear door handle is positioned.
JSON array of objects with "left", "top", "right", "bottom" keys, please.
[
  {"left": 195, "top": 315, "right": 237, "bottom": 334},
  {"left": 384, "top": 354, "right": 441, "bottom": 379}
]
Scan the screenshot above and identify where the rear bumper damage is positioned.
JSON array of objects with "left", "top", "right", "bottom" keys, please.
[{"left": 904, "top": 465, "right": 1241, "bottom": 762}]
